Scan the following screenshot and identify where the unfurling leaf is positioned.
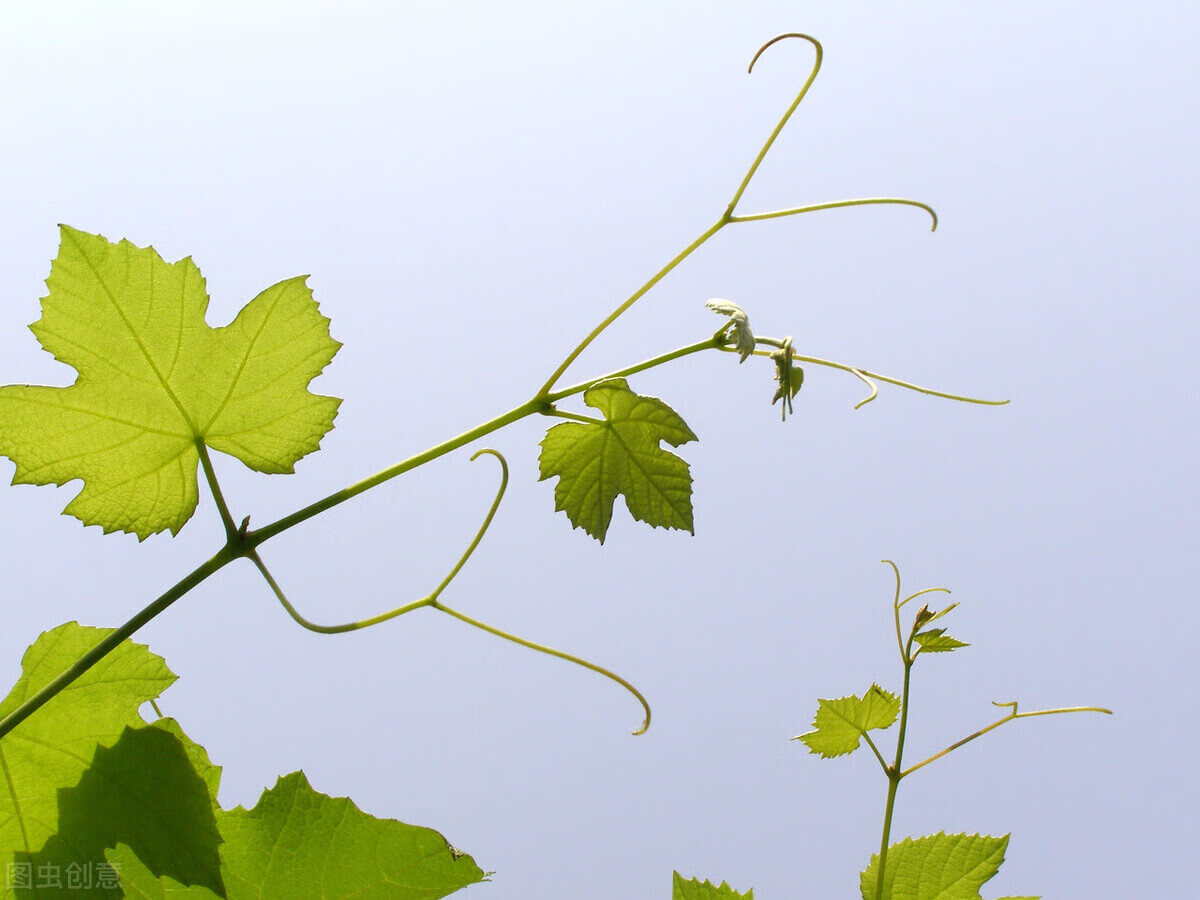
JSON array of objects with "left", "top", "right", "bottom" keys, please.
[
  {"left": 795, "top": 684, "right": 900, "bottom": 758},
  {"left": 858, "top": 832, "right": 1034, "bottom": 900},
  {"left": 914, "top": 628, "right": 970, "bottom": 654},
  {"left": 673, "top": 871, "right": 755, "bottom": 899},
  {"left": 0, "top": 226, "right": 341, "bottom": 539},
  {"left": 538, "top": 378, "right": 697, "bottom": 543},
  {"left": 706, "top": 298, "right": 756, "bottom": 363}
]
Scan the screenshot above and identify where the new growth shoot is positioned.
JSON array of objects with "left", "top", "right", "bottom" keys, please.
[{"left": 794, "top": 561, "right": 1111, "bottom": 898}]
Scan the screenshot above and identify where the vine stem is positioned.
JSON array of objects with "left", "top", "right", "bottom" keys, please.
[
  {"left": 534, "top": 218, "right": 727, "bottom": 399},
  {"left": 0, "top": 547, "right": 237, "bottom": 741},
  {"left": 0, "top": 33, "right": 958, "bottom": 743},
  {"left": 875, "top": 632, "right": 916, "bottom": 900},
  {"left": 868, "top": 561, "right": 1109, "bottom": 898}
]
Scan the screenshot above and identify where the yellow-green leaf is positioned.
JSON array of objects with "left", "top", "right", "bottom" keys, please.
[
  {"left": 795, "top": 684, "right": 900, "bottom": 759},
  {"left": 0, "top": 227, "right": 341, "bottom": 538},
  {"left": 673, "top": 871, "right": 754, "bottom": 899}
]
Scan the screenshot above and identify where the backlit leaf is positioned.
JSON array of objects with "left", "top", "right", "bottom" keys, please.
[
  {"left": 795, "top": 684, "right": 900, "bottom": 758},
  {"left": 109, "top": 772, "right": 487, "bottom": 899},
  {"left": 858, "top": 832, "right": 1034, "bottom": 900},
  {"left": 0, "top": 226, "right": 341, "bottom": 538},
  {"left": 539, "top": 378, "right": 697, "bottom": 542},
  {"left": 673, "top": 871, "right": 755, "bottom": 899},
  {"left": 0, "top": 622, "right": 177, "bottom": 896},
  {"left": 17, "top": 725, "right": 223, "bottom": 896},
  {"left": 914, "top": 629, "right": 969, "bottom": 654}
]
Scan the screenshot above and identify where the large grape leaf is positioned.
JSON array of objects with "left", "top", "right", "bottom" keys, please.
[
  {"left": 672, "top": 872, "right": 754, "bottom": 899},
  {"left": 795, "top": 684, "right": 900, "bottom": 758},
  {"left": 16, "top": 725, "right": 223, "bottom": 896},
  {"left": 0, "top": 623, "right": 220, "bottom": 897},
  {"left": 538, "top": 378, "right": 697, "bottom": 542},
  {"left": 3, "top": 624, "right": 485, "bottom": 898},
  {"left": 109, "top": 772, "right": 487, "bottom": 899},
  {"left": 858, "top": 833, "right": 1038, "bottom": 900},
  {"left": 0, "top": 226, "right": 341, "bottom": 539}
]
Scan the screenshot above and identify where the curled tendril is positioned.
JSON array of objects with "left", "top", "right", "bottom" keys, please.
[
  {"left": 250, "top": 448, "right": 511, "bottom": 635},
  {"left": 726, "top": 33, "right": 824, "bottom": 215},
  {"left": 720, "top": 341, "right": 1008, "bottom": 409},
  {"left": 726, "top": 33, "right": 937, "bottom": 231},
  {"left": 851, "top": 369, "right": 879, "bottom": 409},
  {"left": 249, "top": 448, "right": 652, "bottom": 734}
]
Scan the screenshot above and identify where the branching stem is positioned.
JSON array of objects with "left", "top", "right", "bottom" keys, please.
[
  {"left": 867, "top": 561, "right": 1108, "bottom": 898},
  {"left": 0, "top": 33, "right": 1000, "bottom": 743}
]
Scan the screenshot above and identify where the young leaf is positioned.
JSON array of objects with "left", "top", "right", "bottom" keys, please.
[
  {"left": 795, "top": 684, "right": 900, "bottom": 758},
  {"left": 538, "top": 378, "right": 697, "bottom": 542},
  {"left": 107, "top": 772, "right": 487, "bottom": 899},
  {"left": 705, "top": 298, "right": 756, "bottom": 362},
  {"left": 0, "top": 623, "right": 175, "bottom": 877},
  {"left": 673, "top": 871, "right": 755, "bottom": 899},
  {"left": 857, "top": 832, "right": 1034, "bottom": 900},
  {"left": 0, "top": 226, "right": 341, "bottom": 539},
  {"left": 914, "top": 628, "right": 970, "bottom": 654}
]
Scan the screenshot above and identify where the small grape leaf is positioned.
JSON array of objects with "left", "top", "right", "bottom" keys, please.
[
  {"left": 0, "top": 226, "right": 341, "bottom": 539},
  {"left": 858, "top": 832, "right": 1035, "bottom": 900},
  {"left": 673, "top": 871, "right": 754, "bottom": 899},
  {"left": 16, "top": 724, "right": 223, "bottom": 896},
  {"left": 794, "top": 684, "right": 900, "bottom": 758},
  {"left": 538, "top": 378, "right": 697, "bottom": 543},
  {"left": 109, "top": 771, "right": 487, "bottom": 899},
  {"left": 914, "top": 629, "right": 970, "bottom": 654}
]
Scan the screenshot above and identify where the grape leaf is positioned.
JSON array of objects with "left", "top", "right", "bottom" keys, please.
[
  {"left": 538, "top": 378, "right": 697, "bottom": 543},
  {"left": 0, "top": 226, "right": 341, "bottom": 539},
  {"left": 858, "top": 833, "right": 1035, "bottom": 900},
  {"left": 914, "top": 629, "right": 969, "bottom": 654},
  {"left": 2, "top": 624, "right": 485, "bottom": 898},
  {"left": 0, "top": 623, "right": 185, "bottom": 896},
  {"left": 672, "top": 871, "right": 754, "bottom": 899},
  {"left": 17, "top": 725, "right": 223, "bottom": 896},
  {"left": 109, "top": 772, "right": 487, "bottom": 899},
  {"left": 794, "top": 684, "right": 900, "bottom": 758}
]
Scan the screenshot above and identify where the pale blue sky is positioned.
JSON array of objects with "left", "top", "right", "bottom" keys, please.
[{"left": 1, "top": 3, "right": 1196, "bottom": 897}]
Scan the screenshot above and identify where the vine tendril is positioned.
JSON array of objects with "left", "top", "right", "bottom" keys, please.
[{"left": 249, "top": 449, "right": 652, "bottom": 734}]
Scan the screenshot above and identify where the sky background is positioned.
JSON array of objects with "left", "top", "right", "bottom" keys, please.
[{"left": 1, "top": 2, "right": 1196, "bottom": 897}]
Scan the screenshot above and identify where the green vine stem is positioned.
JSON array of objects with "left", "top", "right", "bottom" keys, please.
[
  {"left": 0, "top": 33, "right": 1001, "bottom": 743},
  {"left": 0, "top": 547, "right": 238, "bottom": 741},
  {"left": 870, "top": 561, "right": 1111, "bottom": 899}
]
